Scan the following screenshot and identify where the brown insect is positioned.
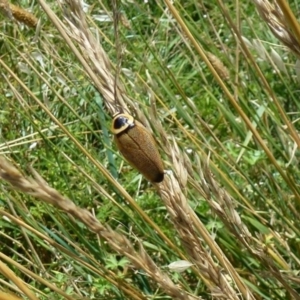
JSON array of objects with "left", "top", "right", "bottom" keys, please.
[{"left": 111, "top": 113, "right": 164, "bottom": 183}]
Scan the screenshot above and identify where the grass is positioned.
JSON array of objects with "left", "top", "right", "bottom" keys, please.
[{"left": 1, "top": 0, "right": 300, "bottom": 299}]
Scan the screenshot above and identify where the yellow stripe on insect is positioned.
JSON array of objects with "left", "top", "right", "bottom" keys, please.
[{"left": 111, "top": 113, "right": 164, "bottom": 183}]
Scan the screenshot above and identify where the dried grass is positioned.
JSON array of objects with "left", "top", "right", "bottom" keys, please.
[
  {"left": 0, "top": 292, "right": 23, "bottom": 300},
  {"left": 253, "top": 0, "right": 300, "bottom": 56},
  {"left": 0, "top": 0, "right": 37, "bottom": 27},
  {"left": 33, "top": 0, "right": 255, "bottom": 298},
  {"left": 207, "top": 52, "right": 230, "bottom": 81},
  {"left": 2, "top": 0, "right": 293, "bottom": 298},
  {"left": 0, "top": 260, "right": 38, "bottom": 300},
  {"left": 0, "top": 156, "right": 199, "bottom": 300}
]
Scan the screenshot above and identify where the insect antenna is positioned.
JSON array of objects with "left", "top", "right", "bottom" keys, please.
[{"left": 112, "top": 0, "right": 124, "bottom": 116}]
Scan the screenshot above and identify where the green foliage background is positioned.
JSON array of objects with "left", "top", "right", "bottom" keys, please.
[{"left": 1, "top": 0, "right": 300, "bottom": 299}]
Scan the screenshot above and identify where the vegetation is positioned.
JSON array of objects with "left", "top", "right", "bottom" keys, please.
[{"left": 1, "top": 0, "right": 300, "bottom": 299}]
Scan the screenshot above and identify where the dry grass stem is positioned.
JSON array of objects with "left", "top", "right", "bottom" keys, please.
[
  {"left": 151, "top": 108, "right": 255, "bottom": 298},
  {"left": 159, "top": 174, "right": 243, "bottom": 300},
  {"left": 55, "top": 8, "right": 233, "bottom": 296},
  {"left": 0, "top": 1, "right": 37, "bottom": 27},
  {"left": 0, "top": 261, "right": 38, "bottom": 300},
  {"left": 253, "top": 0, "right": 300, "bottom": 56},
  {"left": 0, "top": 292, "right": 23, "bottom": 300},
  {"left": 207, "top": 52, "right": 230, "bottom": 81},
  {"left": 9, "top": 4, "right": 37, "bottom": 28},
  {"left": 201, "top": 161, "right": 252, "bottom": 244},
  {"left": 0, "top": 156, "right": 198, "bottom": 300},
  {"left": 61, "top": 0, "right": 134, "bottom": 116},
  {"left": 194, "top": 159, "right": 300, "bottom": 299},
  {"left": 152, "top": 113, "right": 253, "bottom": 298},
  {"left": 0, "top": 247, "right": 87, "bottom": 300},
  {"left": 1, "top": 0, "right": 298, "bottom": 297}
]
